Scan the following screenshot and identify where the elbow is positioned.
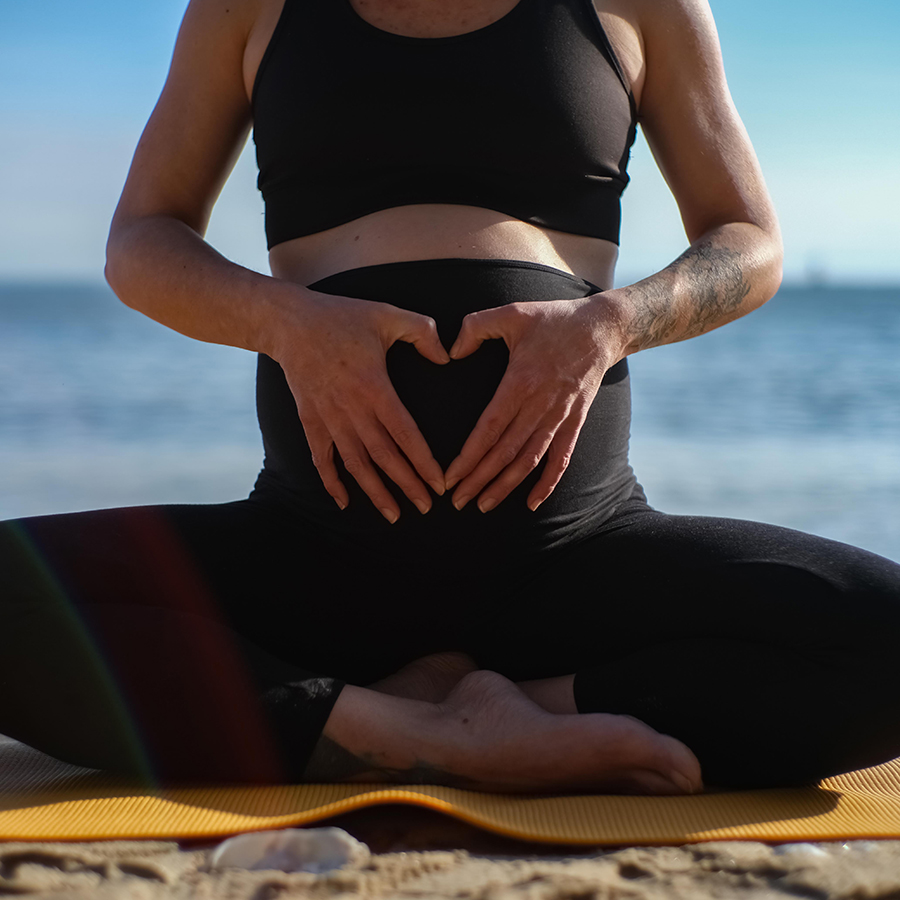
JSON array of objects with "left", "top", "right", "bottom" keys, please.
[
  {"left": 104, "top": 213, "right": 147, "bottom": 311},
  {"left": 104, "top": 260, "right": 134, "bottom": 312},
  {"left": 737, "top": 217, "right": 783, "bottom": 308},
  {"left": 762, "top": 226, "right": 784, "bottom": 304},
  {"left": 103, "top": 254, "right": 121, "bottom": 302},
  {"left": 104, "top": 216, "right": 129, "bottom": 306},
  {"left": 769, "top": 257, "right": 784, "bottom": 299}
]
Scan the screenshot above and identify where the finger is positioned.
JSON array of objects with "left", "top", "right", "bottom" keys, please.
[
  {"left": 449, "top": 410, "right": 544, "bottom": 508},
  {"left": 453, "top": 407, "right": 562, "bottom": 511},
  {"left": 444, "top": 369, "right": 528, "bottom": 489},
  {"left": 352, "top": 414, "right": 435, "bottom": 515},
  {"left": 472, "top": 422, "right": 562, "bottom": 512},
  {"left": 331, "top": 427, "right": 403, "bottom": 524},
  {"left": 526, "top": 415, "right": 584, "bottom": 511},
  {"left": 377, "top": 397, "right": 446, "bottom": 496},
  {"left": 391, "top": 308, "right": 450, "bottom": 365},
  {"left": 302, "top": 418, "right": 350, "bottom": 510},
  {"left": 449, "top": 306, "right": 510, "bottom": 360}
]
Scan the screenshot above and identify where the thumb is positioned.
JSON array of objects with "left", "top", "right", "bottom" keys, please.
[
  {"left": 449, "top": 307, "right": 509, "bottom": 359},
  {"left": 392, "top": 309, "right": 451, "bottom": 365}
]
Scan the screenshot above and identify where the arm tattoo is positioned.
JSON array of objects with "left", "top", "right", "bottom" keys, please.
[
  {"left": 302, "top": 735, "right": 476, "bottom": 787},
  {"left": 630, "top": 240, "right": 752, "bottom": 350}
]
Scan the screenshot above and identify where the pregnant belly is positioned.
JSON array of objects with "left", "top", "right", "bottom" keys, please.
[{"left": 252, "top": 259, "right": 637, "bottom": 566}]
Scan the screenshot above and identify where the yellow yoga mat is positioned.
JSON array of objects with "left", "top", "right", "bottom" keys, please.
[{"left": 3, "top": 739, "right": 900, "bottom": 845}]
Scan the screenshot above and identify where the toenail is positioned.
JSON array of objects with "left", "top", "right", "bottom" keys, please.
[{"left": 669, "top": 771, "right": 696, "bottom": 794}]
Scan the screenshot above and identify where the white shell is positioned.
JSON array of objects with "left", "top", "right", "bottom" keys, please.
[
  {"left": 841, "top": 841, "right": 880, "bottom": 852},
  {"left": 772, "top": 842, "right": 829, "bottom": 858},
  {"left": 209, "top": 827, "right": 370, "bottom": 873}
]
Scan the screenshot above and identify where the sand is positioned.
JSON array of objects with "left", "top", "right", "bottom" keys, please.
[
  {"left": 3, "top": 805, "right": 900, "bottom": 900},
  {"left": 4, "top": 735, "right": 900, "bottom": 898}
]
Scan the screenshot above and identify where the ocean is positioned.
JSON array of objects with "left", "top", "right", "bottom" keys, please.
[{"left": 1, "top": 281, "right": 898, "bottom": 562}]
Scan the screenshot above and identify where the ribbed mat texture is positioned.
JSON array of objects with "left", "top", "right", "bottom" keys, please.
[{"left": 2, "top": 739, "right": 900, "bottom": 844}]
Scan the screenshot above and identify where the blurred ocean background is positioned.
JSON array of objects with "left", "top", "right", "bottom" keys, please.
[{"left": 1, "top": 280, "right": 897, "bottom": 562}]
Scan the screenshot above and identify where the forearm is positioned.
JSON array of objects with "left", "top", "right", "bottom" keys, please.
[
  {"left": 607, "top": 222, "right": 784, "bottom": 356},
  {"left": 105, "top": 213, "right": 301, "bottom": 357}
]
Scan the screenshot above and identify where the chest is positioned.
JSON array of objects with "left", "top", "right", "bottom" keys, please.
[
  {"left": 245, "top": 0, "right": 644, "bottom": 108},
  {"left": 251, "top": 0, "right": 639, "bottom": 247},
  {"left": 347, "top": 0, "right": 527, "bottom": 37},
  {"left": 252, "top": 0, "right": 634, "bottom": 167}
]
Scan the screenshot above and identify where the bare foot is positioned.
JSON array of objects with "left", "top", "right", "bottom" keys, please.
[
  {"left": 368, "top": 651, "right": 478, "bottom": 702},
  {"left": 517, "top": 674, "right": 578, "bottom": 714},
  {"left": 370, "top": 654, "right": 577, "bottom": 714},
  {"left": 308, "top": 670, "right": 702, "bottom": 795},
  {"left": 439, "top": 670, "right": 702, "bottom": 794}
]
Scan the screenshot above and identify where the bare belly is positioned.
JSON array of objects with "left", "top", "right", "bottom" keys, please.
[{"left": 267, "top": 204, "right": 619, "bottom": 288}]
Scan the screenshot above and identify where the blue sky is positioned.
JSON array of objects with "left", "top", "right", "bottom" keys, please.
[{"left": 1, "top": 0, "right": 898, "bottom": 284}]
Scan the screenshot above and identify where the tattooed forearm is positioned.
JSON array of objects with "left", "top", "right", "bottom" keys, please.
[
  {"left": 626, "top": 239, "right": 752, "bottom": 351},
  {"left": 668, "top": 240, "right": 752, "bottom": 336},
  {"left": 302, "top": 735, "right": 476, "bottom": 787}
]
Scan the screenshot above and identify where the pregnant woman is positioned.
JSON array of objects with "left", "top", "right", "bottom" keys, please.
[{"left": 3, "top": 0, "right": 900, "bottom": 793}]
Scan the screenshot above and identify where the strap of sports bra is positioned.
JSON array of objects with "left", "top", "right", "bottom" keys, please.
[{"left": 578, "top": 0, "right": 637, "bottom": 117}]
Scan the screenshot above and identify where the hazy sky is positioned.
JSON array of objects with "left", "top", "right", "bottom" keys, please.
[{"left": 1, "top": 0, "right": 898, "bottom": 285}]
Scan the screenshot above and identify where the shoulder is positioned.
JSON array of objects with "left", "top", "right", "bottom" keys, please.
[
  {"left": 174, "top": 0, "right": 261, "bottom": 48},
  {"left": 178, "top": 0, "right": 263, "bottom": 30},
  {"left": 592, "top": 0, "right": 726, "bottom": 117},
  {"left": 636, "top": 0, "right": 717, "bottom": 30},
  {"left": 631, "top": 0, "right": 728, "bottom": 107},
  {"left": 627, "top": 0, "right": 720, "bottom": 48},
  {"left": 168, "top": 0, "right": 283, "bottom": 102}
]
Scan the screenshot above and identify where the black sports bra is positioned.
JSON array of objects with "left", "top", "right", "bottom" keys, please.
[{"left": 252, "top": 0, "right": 637, "bottom": 249}]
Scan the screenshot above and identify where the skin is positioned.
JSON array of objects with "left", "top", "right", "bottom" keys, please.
[{"left": 105, "top": 0, "right": 782, "bottom": 792}]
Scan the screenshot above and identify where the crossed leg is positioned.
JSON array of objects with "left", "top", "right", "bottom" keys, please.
[
  {"left": 470, "top": 501, "right": 900, "bottom": 789},
  {"left": 5, "top": 498, "right": 900, "bottom": 793},
  {"left": 0, "top": 502, "right": 699, "bottom": 793},
  {"left": 309, "top": 652, "right": 700, "bottom": 793}
]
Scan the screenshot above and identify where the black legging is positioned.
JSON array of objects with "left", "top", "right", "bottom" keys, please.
[
  {"left": 3, "top": 258, "right": 900, "bottom": 789},
  {"left": 4, "top": 493, "right": 900, "bottom": 789}
]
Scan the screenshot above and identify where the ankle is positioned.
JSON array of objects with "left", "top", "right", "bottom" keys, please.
[
  {"left": 305, "top": 685, "right": 455, "bottom": 782},
  {"left": 517, "top": 674, "right": 577, "bottom": 714},
  {"left": 368, "top": 651, "right": 478, "bottom": 702}
]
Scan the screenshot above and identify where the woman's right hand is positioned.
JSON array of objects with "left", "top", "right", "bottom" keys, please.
[{"left": 266, "top": 289, "right": 450, "bottom": 522}]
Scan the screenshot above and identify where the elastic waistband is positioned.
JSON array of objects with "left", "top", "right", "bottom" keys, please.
[{"left": 308, "top": 257, "right": 604, "bottom": 292}]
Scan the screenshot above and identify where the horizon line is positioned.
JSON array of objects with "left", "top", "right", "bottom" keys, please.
[{"left": 3, "top": 275, "right": 900, "bottom": 291}]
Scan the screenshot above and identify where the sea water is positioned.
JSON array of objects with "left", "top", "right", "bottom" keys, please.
[{"left": 1, "top": 282, "right": 898, "bottom": 562}]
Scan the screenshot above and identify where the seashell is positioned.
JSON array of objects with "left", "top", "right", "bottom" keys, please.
[
  {"left": 772, "top": 842, "right": 828, "bottom": 858},
  {"left": 841, "top": 840, "right": 880, "bottom": 852},
  {"left": 209, "top": 826, "right": 370, "bottom": 873}
]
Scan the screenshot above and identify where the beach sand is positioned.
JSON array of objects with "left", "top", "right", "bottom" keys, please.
[
  {"left": 3, "top": 805, "right": 900, "bottom": 899},
  {"left": 3, "top": 735, "right": 900, "bottom": 898}
]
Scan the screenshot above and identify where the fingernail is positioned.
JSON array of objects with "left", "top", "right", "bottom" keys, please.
[
  {"left": 429, "top": 480, "right": 445, "bottom": 496},
  {"left": 528, "top": 498, "right": 542, "bottom": 512},
  {"left": 478, "top": 498, "right": 496, "bottom": 513},
  {"left": 414, "top": 499, "right": 430, "bottom": 515},
  {"left": 445, "top": 476, "right": 460, "bottom": 491},
  {"left": 334, "top": 497, "right": 347, "bottom": 510},
  {"left": 380, "top": 508, "right": 399, "bottom": 524},
  {"left": 453, "top": 495, "right": 471, "bottom": 511}
]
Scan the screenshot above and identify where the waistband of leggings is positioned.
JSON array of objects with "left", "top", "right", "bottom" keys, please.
[{"left": 307, "top": 257, "right": 605, "bottom": 291}]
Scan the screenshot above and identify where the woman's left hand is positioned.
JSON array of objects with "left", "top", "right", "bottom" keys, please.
[{"left": 444, "top": 293, "right": 628, "bottom": 512}]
